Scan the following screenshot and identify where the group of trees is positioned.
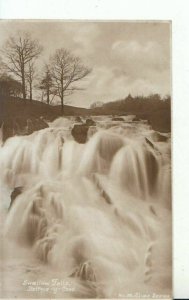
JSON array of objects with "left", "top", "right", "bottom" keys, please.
[
  {"left": 1, "top": 33, "right": 42, "bottom": 101},
  {"left": 0, "top": 31, "right": 91, "bottom": 113},
  {"left": 0, "top": 30, "right": 171, "bottom": 116},
  {"left": 101, "top": 93, "right": 171, "bottom": 114},
  {"left": 89, "top": 93, "right": 171, "bottom": 132}
]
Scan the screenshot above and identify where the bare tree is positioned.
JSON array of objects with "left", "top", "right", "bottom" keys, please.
[
  {"left": 1, "top": 32, "right": 42, "bottom": 100},
  {"left": 26, "top": 60, "right": 35, "bottom": 101},
  {"left": 50, "top": 48, "right": 91, "bottom": 113},
  {"left": 39, "top": 64, "right": 54, "bottom": 105}
]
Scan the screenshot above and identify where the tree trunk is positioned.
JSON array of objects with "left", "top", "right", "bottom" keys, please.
[
  {"left": 21, "top": 65, "right": 26, "bottom": 100},
  {"left": 29, "top": 81, "right": 32, "bottom": 101},
  {"left": 41, "top": 92, "right": 44, "bottom": 102},
  {"left": 47, "top": 87, "right": 49, "bottom": 105},
  {"left": 22, "top": 74, "right": 26, "bottom": 100},
  {"left": 61, "top": 77, "right": 64, "bottom": 114},
  {"left": 61, "top": 94, "right": 64, "bottom": 114}
]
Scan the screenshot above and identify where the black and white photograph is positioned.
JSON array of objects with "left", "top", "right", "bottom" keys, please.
[{"left": 0, "top": 20, "right": 172, "bottom": 299}]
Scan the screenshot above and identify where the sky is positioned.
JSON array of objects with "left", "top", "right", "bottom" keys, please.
[{"left": 0, "top": 21, "right": 171, "bottom": 108}]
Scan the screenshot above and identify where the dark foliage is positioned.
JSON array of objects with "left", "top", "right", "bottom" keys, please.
[
  {"left": 91, "top": 94, "right": 171, "bottom": 132},
  {"left": 0, "top": 74, "right": 22, "bottom": 97}
]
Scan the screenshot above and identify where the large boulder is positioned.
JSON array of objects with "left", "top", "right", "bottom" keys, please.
[
  {"left": 71, "top": 124, "right": 89, "bottom": 143},
  {"left": 71, "top": 118, "right": 96, "bottom": 143}
]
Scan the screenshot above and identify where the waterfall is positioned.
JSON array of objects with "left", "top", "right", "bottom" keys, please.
[
  {"left": 109, "top": 141, "right": 161, "bottom": 200},
  {"left": 0, "top": 116, "right": 171, "bottom": 298}
]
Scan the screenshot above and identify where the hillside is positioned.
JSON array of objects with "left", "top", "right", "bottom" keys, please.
[
  {"left": 0, "top": 96, "right": 89, "bottom": 121},
  {"left": 0, "top": 95, "right": 171, "bottom": 142},
  {"left": 90, "top": 95, "right": 171, "bottom": 133}
]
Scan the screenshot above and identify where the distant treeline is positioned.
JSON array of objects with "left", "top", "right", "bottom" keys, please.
[
  {"left": 91, "top": 93, "right": 170, "bottom": 114},
  {"left": 90, "top": 94, "right": 171, "bottom": 132}
]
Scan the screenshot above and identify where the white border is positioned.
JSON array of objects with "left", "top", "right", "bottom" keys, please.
[{"left": 1, "top": 0, "right": 189, "bottom": 298}]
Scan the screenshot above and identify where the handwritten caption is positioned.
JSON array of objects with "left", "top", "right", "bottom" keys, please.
[{"left": 22, "top": 278, "right": 75, "bottom": 294}]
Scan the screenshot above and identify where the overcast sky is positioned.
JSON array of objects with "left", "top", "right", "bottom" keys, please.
[{"left": 0, "top": 21, "right": 171, "bottom": 107}]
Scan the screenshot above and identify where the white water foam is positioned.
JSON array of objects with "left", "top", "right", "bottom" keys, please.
[{"left": 0, "top": 116, "right": 172, "bottom": 298}]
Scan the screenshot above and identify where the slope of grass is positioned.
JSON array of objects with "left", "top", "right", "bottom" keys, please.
[{"left": 0, "top": 95, "right": 171, "bottom": 135}]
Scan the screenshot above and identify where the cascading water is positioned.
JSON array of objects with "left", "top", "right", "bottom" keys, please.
[{"left": 0, "top": 116, "right": 171, "bottom": 298}]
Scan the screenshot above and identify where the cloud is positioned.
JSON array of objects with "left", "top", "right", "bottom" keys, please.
[
  {"left": 0, "top": 21, "right": 171, "bottom": 107},
  {"left": 112, "top": 39, "right": 169, "bottom": 74},
  {"left": 57, "top": 22, "right": 100, "bottom": 59}
]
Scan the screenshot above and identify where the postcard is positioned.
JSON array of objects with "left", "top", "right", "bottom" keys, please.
[{"left": 0, "top": 20, "right": 172, "bottom": 299}]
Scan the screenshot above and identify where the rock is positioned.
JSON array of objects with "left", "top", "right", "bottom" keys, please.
[
  {"left": 29, "top": 117, "right": 48, "bottom": 132},
  {"left": 1, "top": 117, "right": 48, "bottom": 142},
  {"left": 85, "top": 118, "right": 96, "bottom": 126},
  {"left": 145, "top": 137, "right": 155, "bottom": 149},
  {"left": 75, "top": 116, "right": 83, "bottom": 123},
  {"left": 112, "top": 117, "right": 124, "bottom": 121},
  {"left": 0, "top": 120, "right": 12, "bottom": 142},
  {"left": 151, "top": 131, "right": 168, "bottom": 142},
  {"left": 9, "top": 186, "right": 22, "bottom": 210},
  {"left": 71, "top": 124, "right": 89, "bottom": 143},
  {"left": 132, "top": 116, "right": 140, "bottom": 121},
  {"left": 71, "top": 119, "right": 96, "bottom": 143},
  {"left": 145, "top": 137, "right": 161, "bottom": 155},
  {"left": 155, "top": 132, "right": 168, "bottom": 142}
]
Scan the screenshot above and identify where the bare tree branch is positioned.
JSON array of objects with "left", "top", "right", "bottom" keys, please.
[
  {"left": 50, "top": 48, "right": 92, "bottom": 113},
  {"left": 1, "top": 31, "right": 43, "bottom": 100}
]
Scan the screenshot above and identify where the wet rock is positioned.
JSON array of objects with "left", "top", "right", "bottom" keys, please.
[
  {"left": 75, "top": 116, "right": 83, "bottom": 123},
  {"left": 1, "top": 117, "right": 48, "bottom": 142},
  {"left": 70, "top": 261, "right": 96, "bottom": 282},
  {"left": 145, "top": 137, "right": 155, "bottom": 149},
  {"left": 112, "top": 117, "right": 124, "bottom": 121},
  {"left": 85, "top": 118, "right": 96, "bottom": 126},
  {"left": 71, "top": 124, "right": 89, "bottom": 143},
  {"left": 150, "top": 131, "right": 168, "bottom": 142},
  {"left": 71, "top": 119, "right": 96, "bottom": 143},
  {"left": 145, "top": 137, "right": 161, "bottom": 155},
  {"left": 9, "top": 186, "right": 22, "bottom": 210},
  {"left": 27, "top": 117, "right": 48, "bottom": 133},
  {"left": 155, "top": 132, "right": 168, "bottom": 142},
  {"left": 132, "top": 116, "right": 141, "bottom": 121}
]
